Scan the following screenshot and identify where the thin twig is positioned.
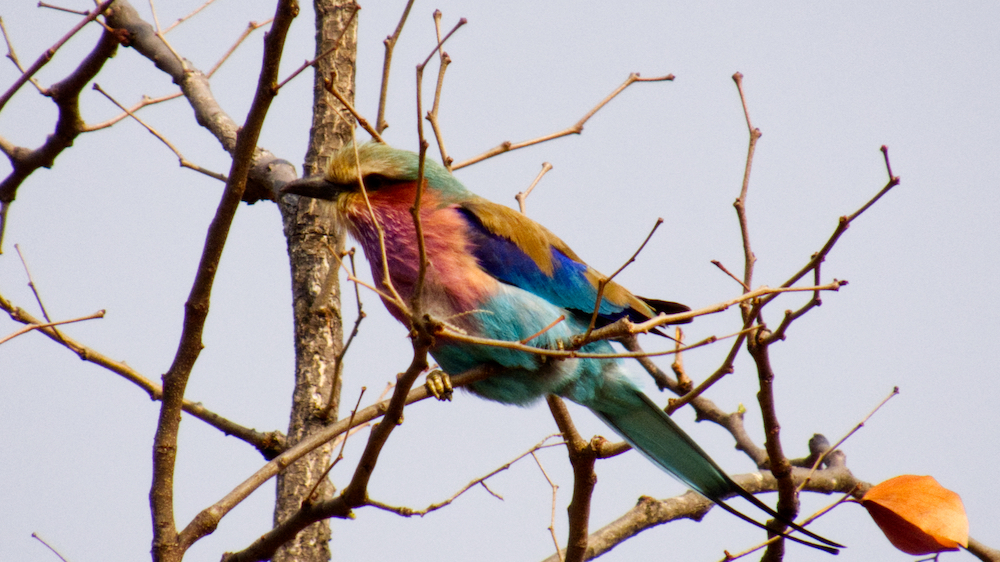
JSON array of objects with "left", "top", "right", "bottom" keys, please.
[
  {"left": 31, "top": 533, "right": 69, "bottom": 562},
  {"left": 731, "top": 72, "right": 761, "bottom": 315},
  {"left": 367, "top": 437, "right": 564, "bottom": 517},
  {"left": 14, "top": 244, "right": 59, "bottom": 332},
  {"left": 375, "top": 0, "right": 415, "bottom": 133},
  {"left": 0, "top": 0, "right": 114, "bottom": 113},
  {"left": 520, "top": 315, "right": 565, "bottom": 344},
  {"left": 348, "top": 132, "right": 406, "bottom": 311},
  {"left": 711, "top": 259, "right": 750, "bottom": 292},
  {"left": 666, "top": 329, "right": 749, "bottom": 414},
  {"left": 83, "top": 92, "right": 184, "bottom": 131},
  {"left": 276, "top": 4, "right": 359, "bottom": 91},
  {"left": 583, "top": 218, "right": 663, "bottom": 339},
  {"left": 319, "top": 246, "right": 365, "bottom": 420},
  {"left": 0, "top": 17, "right": 45, "bottom": 94},
  {"left": 163, "top": 0, "right": 220, "bottom": 33},
  {"left": 326, "top": 71, "right": 384, "bottom": 143},
  {"left": 515, "top": 162, "right": 553, "bottom": 214},
  {"left": 426, "top": 10, "right": 453, "bottom": 168},
  {"left": 0, "top": 310, "right": 105, "bottom": 345},
  {"left": 411, "top": 17, "right": 467, "bottom": 318},
  {"left": 531, "top": 450, "right": 563, "bottom": 561},
  {"left": 448, "top": 322, "right": 757, "bottom": 362},
  {"left": 0, "top": 291, "right": 286, "bottom": 457},
  {"left": 670, "top": 327, "right": 692, "bottom": 391},
  {"left": 797, "top": 387, "right": 900, "bottom": 491},
  {"left": 147, "top": 0, "right": 189, "bottom": 73},
  {"left": 37, "top": 3, "right": 90, "bottom": 16},
  {"left": 206, "top": 18, "right": 274, "bottom": 78},
  {"left": 764, "top": 147, "right": 901, "bottom": 307},
  {"left": 845, "top": 145, "right": 900, "bottom": 222},
  {"left": 92, "top": 84, "right": 228, "bottom": 182},
  {"left": 452, "top": 73, "right": 673, "bottom": 170},
  {"left": 306, "top": 387, "right": 367, "bottom": 503}
]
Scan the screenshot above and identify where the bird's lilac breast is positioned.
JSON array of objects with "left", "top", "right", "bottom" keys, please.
[{"left": 340, "top": 185, "right": 496, "bottom": 323}]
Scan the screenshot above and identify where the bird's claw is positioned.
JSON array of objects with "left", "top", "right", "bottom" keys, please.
[{"left": 425, "top": 370, "right": 453, "bottom": 401}]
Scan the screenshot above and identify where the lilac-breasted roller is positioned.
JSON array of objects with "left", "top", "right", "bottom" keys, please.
[{"left": 281, "top": 142, "right": 841, "bottom": 553}]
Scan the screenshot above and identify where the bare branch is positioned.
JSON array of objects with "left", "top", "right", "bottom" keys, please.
[
  {"left": 572, "top": 281, "right": 846, "bottom": 349},
  {"left": 152, "top": 0, "right": 299, "bottom": 555},
  {"left": 14, "top": 244, "right": 59, "bottom": 329},
  {"left": 583, "top": 218, "right": 663, "bottom": 338},
  {"left": 796, "top": 387, "right": 899, "bottom": 489},
  {"left": 531, "top": 449, "right": 563, "bottom": 561},
  {"left": 92, "top": 83, "right": 228, "bottom": 182},
  {"left": 710, "top": 259, "right": 750, "bottom": 292},
  {"left": 366, "top": 436, "right": 564, "bottom": 517},
  {"left": 206, "top": 18, "right": 274, "bottom": 79},
  {"left": 0, "top": 0, "right": 113, "bottom": 113},
  {"left": 83, "top": 91, "right": 183, "bottom": 131},
  {"left": 36, "top": 3, "right": 90, "bottom": 16},
  {"left": 305, "top": 387, "right": 367, "bottom": 503},
  {"left": 0, "top": 17, "right": 45, "bottom": 94},
  {"left": 762, "top": 147, "right": 901, "bottom": 308},
  {"left": 0, "top": 309, "right": 105, "bottom": 345},
  {"left": 146, "top": 0, "right": 189, "bottom": 73},
  {"left": 325, "top": 73, "right": 385, "bottom": 143},
  {"left": 668, "top": 327, "right": 692, "bottom": 389},
  {"left": 426, "top": 10, "right": 453, "bottom": 168},
  {"left": 731, "top": 72, "right": 761, "bottom": 315},
  {"left": 375, "top": 0, "right": 416, "bottom": 133},
  {"left": 411, "top": 16, "right": 467, "bottom": 317},
  {"left": 546, "top": 396, "right": 597, "bottom": 562},
  {"left": 540, "top": 468, "right": 858, "bottom": 562},
  {"left": 515, "top": 162, "right": 553, "bottom": 213},
  {"left": 0, "top": 291, "right": 286, "bottom": 458},
  {"left": 0, "top": 23, "right": 119, "bottom": 253},
  {"left": 452, "top": 73, "right": 673, "bottom": 170},
  {"left": 277, "top": 4, "right": 358, "bottom": 91},
  {"left": 162, "top": 0, "right": 220, "bottom": 33},
  {"left": 30, "top": 533, "right": 69, "bottom": 562},
  {"left": 215, "top": 368, "right": 501, "bottom": 562},
  {"left": 747, "top": 330, "right": 799, "bottom": 558},
  {"left": 319, "top": 246, "right": 366, "bottom": 419}
]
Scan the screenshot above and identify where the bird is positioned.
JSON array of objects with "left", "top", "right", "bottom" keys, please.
[{"left": 281, "top": 141, "right": 842, "bottom": 554}]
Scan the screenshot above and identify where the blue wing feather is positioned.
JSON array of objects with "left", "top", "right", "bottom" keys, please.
[
  {"left": 458, "top": 207, "right": 626, "bottom": 318},
  {"left": 457, "top": 205, "right": 688, "bottom": 327}
]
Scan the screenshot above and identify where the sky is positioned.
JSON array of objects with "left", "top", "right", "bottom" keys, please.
[{"left": 1, "top": 1, "right": 998, "bottom": 561}]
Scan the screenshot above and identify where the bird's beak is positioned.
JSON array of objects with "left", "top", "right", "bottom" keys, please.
[{"left": 280, "top": 176, "right": 342, "bottom": 201}]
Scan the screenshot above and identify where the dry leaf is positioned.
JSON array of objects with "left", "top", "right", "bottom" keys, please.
[{"left": 861, "top": 475, "right": 969, "bottom": 555}]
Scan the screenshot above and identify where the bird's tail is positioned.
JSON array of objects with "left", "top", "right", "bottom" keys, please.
[{"left": 587, "top": 386, "right": 843, "bottom": 554}]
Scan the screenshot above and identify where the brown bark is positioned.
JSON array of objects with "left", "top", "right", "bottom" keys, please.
[{"left": 273, "top": 1, "right": 357, "bottom": 561}]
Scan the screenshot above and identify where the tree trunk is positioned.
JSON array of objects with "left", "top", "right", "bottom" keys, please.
[{"left": 274, "top": 1, "right": 357, "bottom": 561}]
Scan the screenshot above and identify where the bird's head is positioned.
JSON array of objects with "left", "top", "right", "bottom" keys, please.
[{"left": 280, "top": 142, "right": 468, "bottom": 203}]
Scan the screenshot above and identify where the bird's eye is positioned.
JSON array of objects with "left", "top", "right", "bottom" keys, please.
[{"left": 362, "top": 174, "right": 393, "bottom": 191}]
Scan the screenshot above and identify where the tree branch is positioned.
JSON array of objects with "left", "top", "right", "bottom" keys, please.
[
  {"left": 150, "top": 0, "right": 298, "bottom": 558},
  {"left": 0, "top": 22, "right": 118, "bottom": 252},
  {"left": 540, "top": 467, "right": 856, "bottom": 562},
  {"left": 452, "top": 73, "right": 674, "bottom": 170}
]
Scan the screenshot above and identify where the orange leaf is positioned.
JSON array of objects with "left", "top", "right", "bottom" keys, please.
[{"left": 861, "top": 475, "right": 969, "bottom": 555}]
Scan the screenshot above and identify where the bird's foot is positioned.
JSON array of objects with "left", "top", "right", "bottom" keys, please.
[{"left": 425, "top": 370, "right": 453, "bottom": 401}]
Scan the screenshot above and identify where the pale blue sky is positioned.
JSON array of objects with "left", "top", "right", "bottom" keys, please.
[{"left": 1, "top": 1, "right": 997, "bottom": 561}]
